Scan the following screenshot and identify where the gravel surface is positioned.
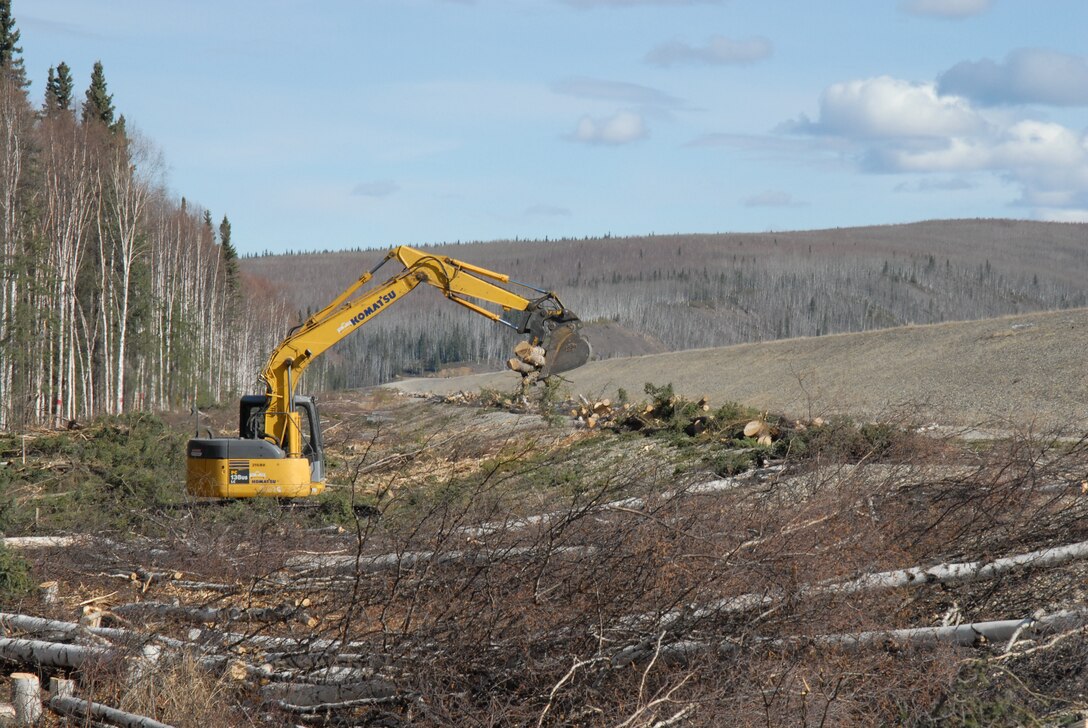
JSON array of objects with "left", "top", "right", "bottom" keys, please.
[{"left": 386, "top": 308, "right": 1088, "bottom": 433}]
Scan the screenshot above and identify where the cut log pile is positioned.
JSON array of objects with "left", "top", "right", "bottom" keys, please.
[
  {"left": 0, "top": 607, "right": 410, "bottom": 722},
  {"left": 572, "top": 391, "right": 827, "bottom": 446},
  {"left": 569, "top": 395, "right": 624, "bottom": 430}
]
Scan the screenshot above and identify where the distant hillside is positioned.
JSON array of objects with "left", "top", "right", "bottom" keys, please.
[
  {"left": 389, "top": 307, "right": 1088, "bottom": 434},
  {"left": 241, "top": 219, "right": 1088, "bottom": 390}
]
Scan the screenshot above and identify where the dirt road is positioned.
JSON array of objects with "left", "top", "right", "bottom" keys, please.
[{"left": 387, "top": 308, "right": 1088, "bottom": 432}]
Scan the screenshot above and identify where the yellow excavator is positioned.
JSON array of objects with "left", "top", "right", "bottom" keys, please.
[{"left": 186, "top": 245, "right": 591, "bottom": 498}]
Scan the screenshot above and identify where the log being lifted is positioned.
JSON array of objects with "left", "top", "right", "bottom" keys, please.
[{"left": 507, "top": 358, "right": 536, "bottom": 375}]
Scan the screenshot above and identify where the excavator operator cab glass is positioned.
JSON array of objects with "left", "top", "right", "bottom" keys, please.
[
  {"left": 239, "top": 394, "right": 269, "bottom": 440},
  {"left": 293, "top": 395, "right": 325, "bottom": 483},
  {"left": 297, "top": 406, "right": 315, "bottom": 458}
]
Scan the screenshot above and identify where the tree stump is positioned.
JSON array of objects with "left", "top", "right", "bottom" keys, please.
[{"left": 11, "top": 672, "right": 42, "bottom": 725}]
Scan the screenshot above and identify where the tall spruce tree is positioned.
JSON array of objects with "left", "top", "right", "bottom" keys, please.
[
  {"left": 82, "top": 60, "right": 114, "bottom": 126},
  {"left": 219, "top": 215, "right": 239, "bottom": 293},
  {"left": 0, "top": 0, "right": 27, "bottom": 87},
  {"left": 44, "top": 61, "right": 74, "bottom": 114}
]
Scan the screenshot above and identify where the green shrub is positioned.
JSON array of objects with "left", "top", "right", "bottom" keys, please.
[
  {"left": 1, "top": 413, "right": 189, "bottom": 535},
  {"left": 0, "top": 544, "right": 32, "bottom": 599},
  {"left": 793, "top": 417, "right": 915, "bottom": 461},
  {"left": 709, "top": 449, "right": 762, "bottom": 476}
]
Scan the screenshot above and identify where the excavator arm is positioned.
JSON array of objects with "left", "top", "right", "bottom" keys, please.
[{"left": 257, "top": 246, "right": 589, "bottom": 459}]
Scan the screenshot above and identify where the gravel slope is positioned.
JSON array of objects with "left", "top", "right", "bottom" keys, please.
[{"left": 386, "top": 308, "right": 1088, "bottom": 433}]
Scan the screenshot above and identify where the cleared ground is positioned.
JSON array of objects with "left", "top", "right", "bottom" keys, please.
[{"left": 388, "top": 307, "right": 1088, "bottom": 433}]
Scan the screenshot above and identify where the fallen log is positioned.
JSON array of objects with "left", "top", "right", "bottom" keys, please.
[
  {"left": 0, "top": 635, "right": 111, "bottom": 669},
  {"left": 2, "top": 535, "right": 87, "bottom": 549},
  {"left": 462, "top": 469, "right": 776, "bottom": 538},
  {"left": 269, "top": 694, "right": 409, "bottom": 715},
  {"left": 613, "top": 608, "right": 1088, "bottom": 666},
  {"left": 1, "top": 611, "right": 137, "bottom": 644},
  {"left": 636, "top": 537, "right": 1088, "bottom": 632},
  {"left": 0, "top": 612, "right": 372, "bottom": 692},
  {"left": 189, "top": 627, "right": 372, "bottom": 655},
  {"left": 513, "top": 340, "right": 533, "bottom": 359},
  {"left": 828, "top": 538, "right": 1088, "bottom": 595},
  {"left": 259, "top": 651, "right": 377, "bottom": 670},
  {"left": 260, "top": 677, "right": 399, "bottom": 707},
  {"left": 521, "top": 346, "right": 546, "bottom": 368},
  {"left": 112, "top": 601, "right": 314, "bottom": 627},
  {"left": 286, "top": 544, "right": 596, "bottom": 574},
  {"left": 49, "top": 693, "right": 175, "bottom": 728},
  {"left": 0, "top": 611, "right": 235, "bottom": 674}
]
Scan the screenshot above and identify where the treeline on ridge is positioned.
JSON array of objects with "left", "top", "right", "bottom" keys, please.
[{"left": 243, "top": 219, "right": 1088, "bottom": 391}]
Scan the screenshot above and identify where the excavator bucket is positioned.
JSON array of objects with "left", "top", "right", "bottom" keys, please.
[{"left": 541, "top": 323, "right": 592, "bottom": 377}]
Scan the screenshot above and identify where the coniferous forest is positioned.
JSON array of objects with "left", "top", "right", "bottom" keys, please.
[{"left": 0, "top": 3, "right": 286, "bottom": 430}]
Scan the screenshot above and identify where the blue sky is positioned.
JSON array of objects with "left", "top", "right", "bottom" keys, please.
[{"left": 18, "top": 0, "right": 1088, "bottom": 254}]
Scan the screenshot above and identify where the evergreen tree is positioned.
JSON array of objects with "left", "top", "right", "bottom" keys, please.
[
  {"left": 0, "top": 0, "right": 27, "bottom": 87},
  {"left": 44, "top": 61, "right": 74, "bottom": 114},
  {"left": 219, "top": 215, "right": 239, "bottom": 292},
  {"left": 82, "top": 60, "right": 115, "bottom": 126}
]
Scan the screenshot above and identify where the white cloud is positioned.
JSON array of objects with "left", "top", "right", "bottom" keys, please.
[
  {"left": 570, "top": 111, "right": 648, "bottom": 145},
  {"left": 900, "top": 0, "right": 992, "bottom": 18},
  {"left": 794, "top": 76, "right": 983, "bottom": 139},
  {"left": 646, "top": 35, "right": 772, "bottom": 67},
  {"left": 938, "top": 49, "right": 1088, "bottom": 106},
  {"left": 782, "top": 74, "right": 1088, "bottom": 216},
  {"left": 885, "top": 120, "right": 1087, "bottom": 175}
]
